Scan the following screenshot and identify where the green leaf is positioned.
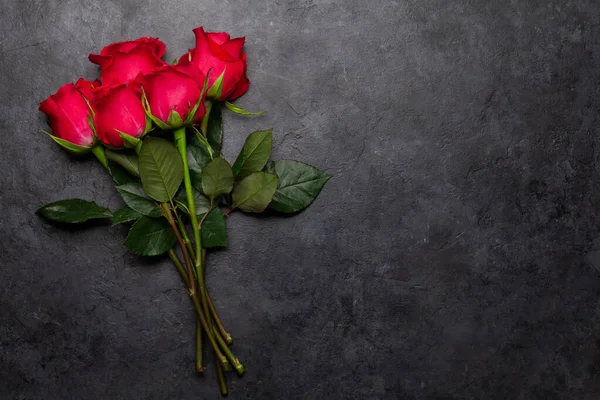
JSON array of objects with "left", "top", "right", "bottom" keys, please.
[
  {"left": 231, "top": 172, "right": 279, "bottom": 213},
  {"left": 224, "top": 101, "right": 266, "bottom": 116},
  {"left": 36, "top": 199, "right": 112, "bottom": 223},
  {"left": 124, "top": 216, "right": 176, "bottom": 256},
  {"left": 201, "top": 207, "right": 228, "bottom": 248},
  {"left": 264, "top": 160, "right": 331, "bottom": 213},
  {"left": 42, "top": 130, "right": 91, "bottom": 155},
  {"left": 206, "top": 103, "right": 223, "bottom": 154},
  {"left": 201, "top": 158, "right": 234, "bottom": 200},
  {"left": 139, "top": 137, "right": 184, "bottom": 203},
  {"left": 188, "top": 155, "right": 204, "bottom": 192},
  {"left": 105, "top": 149, "right": 139, "bottom": 177},
  {"left": 232, "top": 129, "right": 272, "bottom": 179},
  {"left": 112, "top": 206, "right": 142, "bottom": 225},
  {"left": 175, "top": 188, "right": 211, "bottom": 216},
  {"left": 116, "top": 182, "right": 162, "bottom": 218},
  {"left": 108, "top": 162, "right": 138, "bottom": 186}
]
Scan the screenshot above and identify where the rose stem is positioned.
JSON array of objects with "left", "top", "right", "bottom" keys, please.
[
  {"left": 173, "top": 128, "right": 212, "bottom": 334},
  {"left": 177, "top": 226, "right": 207, "bottom": 374},
  {"left": 91, "top": 145, "right": 109, "bottom": 170},
  {"left": 201, "top": 247, "right": 233, "bottom": 344},
  {"left": 212, "top": 325, "right": 244, "bottom": 375},
  {"left": 168, "top": 249, "right": 188, "bottom": 287},
  {"left": 163, "top": 207, "right": 207, "bottom": 372},
  {"left": 174, "top": 213, "right": 215, "bottom": 373},
  {"left": 174, "top": 209, "right": 196, "bottom": 268},
  {"left": 168, "top": 248, "right": 206, "bottom": 372},
  {"left": 195, "top": 319, "right": 205, "bottom": 372},
  {"left": 215, "top": 355, "right": 228, "bottom": 396},
  {"left": 161, "top": 203, "right": 228, "bottom": 367},
  {"left": 173, "top": 128, "right": 202, "bottom": 266},
  {"left": 197, "top": 106, "right": 234, "bottom": 349},
  {"left": 206, "top": 284, "right": 233, "bottom": 344},
  {"left": 161, "top": 204, "right": 196, "bottom": 295},
  {"left": 198, "top": 211, "right": 232, "bottom": 345},
  {"left": 191, "top": 295, "right": 228, "bottom": 367},
  {"left": 197, "top": 241, "right": 231, "bottom": 344}
]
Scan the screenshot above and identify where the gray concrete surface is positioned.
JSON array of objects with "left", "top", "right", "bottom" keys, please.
[{"left": 2, "top": 1, "right": 600, "bottom": 399}]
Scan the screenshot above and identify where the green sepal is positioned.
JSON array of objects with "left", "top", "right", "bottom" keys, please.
[
  {"left": 119, "top": 132, "right": 142, "bottom": 148},
  {"left": 192, "top": 126, "right": 214, "bottom": 160},
  {"left": 87, "top": 114, "right": 97, "bottom": 136},
  {"left": 167, "top": 109, "right": 184, "bottom": 128},
  {"left": 183, "top": 72, "right": 210, "bottom": 126},
  {"left": 199, "top": 70, "right": 211, "bottom": 98},
  {"left": 91, "top": 145, "right": 109, "bottom": 169},
  {"left": 144, "top": 115, "right": 153, "bottom": 134},
  {"left": 184, "top": 97, "right": 203, "bottom": 126},
  {"left": 42, "top": 130, "right": 92, "bottom": 155},
  {"left": 207, "top": 69, "right": 225, "bottom": 100},
  {"left": 224, "top": 102, "right": 266, "bottom": 116},
  {"left": 187, "top": 132, "right": 212, "bottom": 187},
  {"left": 141, "top": 87, "right": 169, "bottom": 130},
  {"left": 81, "top": 93, "right": 95, "bottom": 118}
]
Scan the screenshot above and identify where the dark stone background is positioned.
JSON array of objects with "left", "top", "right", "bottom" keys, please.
[{"left": 2, "top": 1, "right": 600, "bottom": 399}]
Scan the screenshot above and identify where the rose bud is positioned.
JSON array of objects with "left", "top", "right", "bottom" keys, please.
[
  {"left": 39, "top": 78, "right": 98, "bottom": 153},
  {"left": 89, "top": 37, "right": 167, "bottom": 86},
  {"left": 93, "top": 84, "right": 150, "bottom": 148},
  {"left": 178, "top": 27, "right": 249, "bottom": 101},
  {"left": 135, "top": 65, "right": 206, "bottom": 129}
]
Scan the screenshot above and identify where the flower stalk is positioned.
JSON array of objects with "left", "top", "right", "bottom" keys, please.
[
  {"left": 91, "top": 145, "right": 109, "bottom": 170},
  {"left": 161, "top": 203, "right": 228, "bottom": 367}
]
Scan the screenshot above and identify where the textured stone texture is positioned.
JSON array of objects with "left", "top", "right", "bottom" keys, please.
[{"left": 2, "top": 1, "right": 600, "bottom": 399}]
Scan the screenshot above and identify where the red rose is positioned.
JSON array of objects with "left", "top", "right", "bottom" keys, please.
[
  {"left": 135, "top": 65, "right": 206, "bottom": 128},
  {"left": 89, "top": 38, "right": 167, "bottom": 86},
  {"left": 93, "top": 84, "right": 148, "bottom": 147},
  {"left": 179, "top": 27, "right": 249, "bottom": 101},
  {"left": 39, "top": 78, "right": 97, "bottom": 149}
]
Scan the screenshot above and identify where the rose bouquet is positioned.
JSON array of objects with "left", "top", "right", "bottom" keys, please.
[{"left": 36, "top": 27, "right": 329, "bottom": 395}]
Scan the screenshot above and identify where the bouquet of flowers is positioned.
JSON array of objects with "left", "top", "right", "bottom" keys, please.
[{"left": 36, "top": 26, "right": 329, "bottom": 395}]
